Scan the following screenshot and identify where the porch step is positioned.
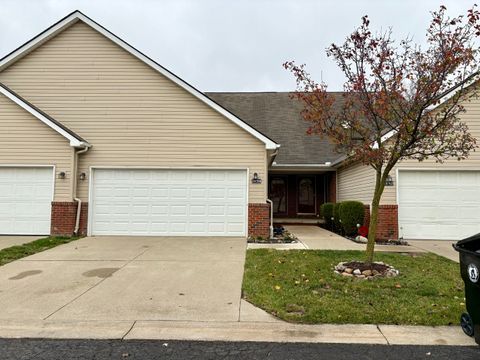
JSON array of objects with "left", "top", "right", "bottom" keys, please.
[{"left": 274, "top": 218, "right": 325, "bottom": 225}]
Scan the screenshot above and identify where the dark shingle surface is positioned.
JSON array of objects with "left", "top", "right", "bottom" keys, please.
[{"left": 206, "top": 92, "right": 340, "bottom": 165}]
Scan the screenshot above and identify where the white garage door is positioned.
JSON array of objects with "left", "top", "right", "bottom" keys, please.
[
  {"left": 90, "top": 169, "right": 247, "bottom": 236},
  {"left": 398, "top": 170, "right": 480, "bottom": 240},
  {"left": 0, "top": 167, "right": 53, "bottom": 235}
]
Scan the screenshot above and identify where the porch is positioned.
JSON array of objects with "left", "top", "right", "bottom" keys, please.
[{"left": 268, "top": 172, "right": 336, "bottom": 222}]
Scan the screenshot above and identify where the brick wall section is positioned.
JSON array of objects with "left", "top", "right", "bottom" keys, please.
[
  {"left": 363, "top": 204, "right": 398, "bottom": 241},
  {"left": 51, "top": 202, "right": 88, "bottom": 236},
  {"left": 248, "top": 203, "right": 270, "bottom": 239}
]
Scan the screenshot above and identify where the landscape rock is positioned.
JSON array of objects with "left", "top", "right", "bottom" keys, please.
[
  {"left": 335, "top": 264, "right": 346, "bottom": 272},
  {"left": 334, "top": 261, "right": 399, "bottom": 280},
  {"left": 355, "top": 235, "right": 368, "bottom": 243}
]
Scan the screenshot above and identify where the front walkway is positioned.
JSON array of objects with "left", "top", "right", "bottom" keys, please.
[
  {"left": 285, "top": 225, "right": 423, "bottom": 254},
  {"left": 286, "top": 225, "right": 363, "bottom": 250}
]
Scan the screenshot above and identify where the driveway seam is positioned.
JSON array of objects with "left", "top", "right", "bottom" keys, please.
[
  {"left": 376, "top": 325, "right": 390, "bottom": 345},
  {"left": 122, "top": 320, "right": 137, "bottom": 340},
  {"left": 42, "top": 247, "right": 152, "bottom": 320}
]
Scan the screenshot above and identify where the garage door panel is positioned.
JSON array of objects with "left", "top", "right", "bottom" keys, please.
[
  {"left": 91, "top": 169, "right": 247, "bottom": 236},
  {"left": 399, "top": 170, "right": 480, "bottom": 240},
  {"left": 0, "top": 167, "right": 53, "bottom": 235}
]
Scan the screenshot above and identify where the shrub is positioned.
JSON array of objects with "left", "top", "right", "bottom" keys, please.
[
  {"left": 320, "top": 202, "right": 334, "bottom": 229},
  {"left": 333, "top": 202, "right": 343, "bottom": 233},
  {"left": 338, "top": 201, "right": 365, "bottom": 236}
]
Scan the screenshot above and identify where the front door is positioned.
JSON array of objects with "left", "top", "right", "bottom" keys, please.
[{"left": 297, "top": 176, "right": 316, "bottom": 214}]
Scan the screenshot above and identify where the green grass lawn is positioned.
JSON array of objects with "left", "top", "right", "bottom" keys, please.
[
  {"left": 0, "top": 236, "right": 79, "bottom": 267},
  {"left": 243, "top": 249, "right": 465, "bottom": 326}
]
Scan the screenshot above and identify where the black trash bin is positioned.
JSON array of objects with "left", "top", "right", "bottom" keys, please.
[{"left": 453, "top": 233, "right": 480, "bottom": 344}]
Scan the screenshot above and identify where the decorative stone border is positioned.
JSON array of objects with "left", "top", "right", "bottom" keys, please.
[{"left": 334, "top": 261, "right": 399, "bottom": 279}]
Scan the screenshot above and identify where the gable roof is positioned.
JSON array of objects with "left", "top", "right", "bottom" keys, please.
[
  {"left": 0, "top": 82, "right": 90, "bottom": 148},
  {"left": 207, "top": 92, "right": 341, "bottom": 166},
  {"left": 0, "top": 10, "right": 279, "bottom": 150}
]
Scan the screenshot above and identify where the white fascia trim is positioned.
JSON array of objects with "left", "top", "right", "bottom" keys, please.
[
  {"left": 0, "top": 11, "right": 279, "bottom": 150},
  {"left": 372, "top": 129, "right": 397, "bottom": 149},
  {"left": 271, "top": 162, "right": 333, "bottom": 168},
  {"left": 0, "top": 85, "right": 88, "bottom": 148}
]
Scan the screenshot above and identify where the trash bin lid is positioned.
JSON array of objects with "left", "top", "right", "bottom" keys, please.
[{"left": 453, "top": 232, "right": 480, "bottom": 254}]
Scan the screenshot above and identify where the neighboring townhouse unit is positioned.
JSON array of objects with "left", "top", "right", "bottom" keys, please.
[
  {"left": 0, "top": 11, "right": 478, "bottom": 241},
  {"left": 0, "top": 11, "right": 278, "bottom": 238}
]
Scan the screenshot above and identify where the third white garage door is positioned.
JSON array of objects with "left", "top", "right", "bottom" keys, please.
[
  {"left": 90, "top": 169, "right": 247, "bottom": 236},
  {"left": 398, "top": 170, "right": 480, "bottom": 240}
]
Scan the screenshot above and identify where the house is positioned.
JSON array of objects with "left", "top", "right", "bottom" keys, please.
[{"left": 0, "top": 11, "right": 478, "bottom": 241}]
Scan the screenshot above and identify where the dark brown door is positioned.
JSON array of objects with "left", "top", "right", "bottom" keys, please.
[
  {"left": 297, "top": 176, "right": 316, "bottom": 214},
  {"left": 269, "top": 176, "right": 287, "bottom": 215}
]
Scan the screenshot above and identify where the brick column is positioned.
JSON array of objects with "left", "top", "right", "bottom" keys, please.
[
  {"left": 363, "top": 204, "right": 398, "bottom": 241},
  {"left": 248, "top": 203, "right": 270, "bottom": 239},
  {"left": 51, "top": 202, "right": 88, "bottom": 236}
]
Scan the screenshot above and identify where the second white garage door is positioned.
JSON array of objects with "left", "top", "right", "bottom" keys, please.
[
  {"left": 0, "top": 167, "right": 53, "bottom": 235},
  {"left": 398, "top": 170, "right": 480, "bottom": 240},
  {"left": 90, "top": 169, "right": 247, "bottom": 236}
]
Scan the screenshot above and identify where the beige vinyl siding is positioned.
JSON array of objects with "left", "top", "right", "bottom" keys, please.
[
  {"left": 0, "top": 21, "right": 267, "bottom": 203},
  {"left": 337, "top": 162, "right": 396, "bottom": 205},
  {"left": 337, "top": 162, "right": 376, "bottom": 204},
  {"left": 0, "top": 94, "right": 72, "bottom": 200},
  {"left": 337, "top": 95, "right": 480, "bottom": 205}
]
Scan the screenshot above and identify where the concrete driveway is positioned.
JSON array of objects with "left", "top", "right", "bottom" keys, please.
[
  {"left": 0, "top": 236, "right": 247, "bottom": 322},
  {"left": 0, "top": 236, "right": 40, "bottom": 251}
]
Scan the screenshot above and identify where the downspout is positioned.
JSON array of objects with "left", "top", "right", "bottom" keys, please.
[
  {"left": 268, "top": 149, "right": 279, "bottom": 166},
  {"left": 265, "top": 148, "right": 279, "bottom": 239},
  {"left": 73, "top": 146, "right": 89, "bottom": 235},
  {"left": 266, "top": 199, "right": 274, "bottom": 239}
]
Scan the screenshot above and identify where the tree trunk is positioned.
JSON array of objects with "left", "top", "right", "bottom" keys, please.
[{"left": 365, "top": 169, "right": 387, "bottom": 265}]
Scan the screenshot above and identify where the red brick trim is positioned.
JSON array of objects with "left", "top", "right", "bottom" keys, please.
[
  {"left": 248, "top": 203, "right": 270, "bottom": 239},
  {"left": 363, "top": 204, "right": 398, "bottom": 241},
  {"left": 51, "top": 202, "right": 88, "bottom": 236}
]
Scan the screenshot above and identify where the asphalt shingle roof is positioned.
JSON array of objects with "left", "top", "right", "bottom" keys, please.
[{"left": 206, "top": 92, "right": 341, "bottom": 165}]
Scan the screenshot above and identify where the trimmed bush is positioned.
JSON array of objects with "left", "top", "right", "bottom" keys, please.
[
  {"left": 338, "top": 201, "right": 365, "bottom": 236},
  {"left": 320, "top": 202, "right": 334, "bottom": 229},
  {"left": 333, "top": 202, "right": 342, "bottom": 233}
]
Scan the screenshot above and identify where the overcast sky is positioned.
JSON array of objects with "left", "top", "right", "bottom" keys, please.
[{"left": 0, "top": 0, "right": 476, "bottom": 91}]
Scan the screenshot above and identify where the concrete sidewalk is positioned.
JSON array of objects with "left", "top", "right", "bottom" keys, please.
[{"left": 0, "top": 319, "right": 474, "bottom": 346}]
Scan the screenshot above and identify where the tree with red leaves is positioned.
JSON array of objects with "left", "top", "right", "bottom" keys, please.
[{"left": 285, "top": 6, "right": 480, "bottom": 264}]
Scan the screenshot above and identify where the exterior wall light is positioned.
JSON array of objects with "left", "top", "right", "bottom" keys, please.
[
  {"left": 252, "top": 172, "right": 262, "bottom": 184},
  {"left": 79, "top": 172, "right": 87, "bottom": 181},
  {"left": 58, "top": 171, "right": 66, "bottom": 179},
  {"left": 385, "top": 175, "right": 394, "bottom": 186}
]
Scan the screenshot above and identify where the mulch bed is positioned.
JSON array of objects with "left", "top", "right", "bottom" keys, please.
[{"left": 342, "top": 261, "right": 389, "bottom": 273}]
